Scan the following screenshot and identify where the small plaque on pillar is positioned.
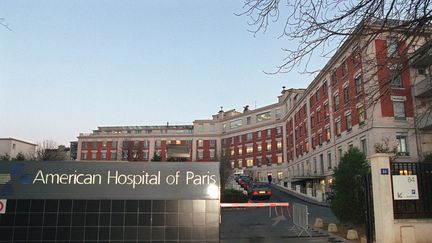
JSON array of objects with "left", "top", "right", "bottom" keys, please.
[{"left": 380, "top": 168, "right": 389, "bottom": 175}]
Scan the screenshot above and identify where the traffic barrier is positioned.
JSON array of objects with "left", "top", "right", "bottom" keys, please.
[
  {"left": 220, "top": 202, "right": 290, "bottom": 218},
  {"left": 290, "top": 203, "right": 312, "bottom": 237}
]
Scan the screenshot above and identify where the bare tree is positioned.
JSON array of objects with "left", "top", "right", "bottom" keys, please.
[
  {"left": 239, "top": 1, "right": 432, "bottom": 158},
  {"left": 36, "top": 140, "right": 66, "bottom": 161},
  {"left": 239, "top": 0, "right": 431, "bottom": 73}
]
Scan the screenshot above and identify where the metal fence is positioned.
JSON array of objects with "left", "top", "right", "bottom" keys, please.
[
  {"left": 290, "top": 203, "right": 311, "bottom": 237},
  {"left": 391, "top": 162, "right": 432, "bottom": 219}
]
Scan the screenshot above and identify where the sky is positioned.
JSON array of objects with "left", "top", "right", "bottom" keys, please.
[{"left": 0, "top": 1, "right": 327, "bottom": 146}]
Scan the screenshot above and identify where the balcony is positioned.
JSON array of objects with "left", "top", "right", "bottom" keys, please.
[
  {"left": 413, "top": 77, "right": 432, "bottom": 98},
  {"left": 416, "top": 110, "right": 432, "bottom": 130}
]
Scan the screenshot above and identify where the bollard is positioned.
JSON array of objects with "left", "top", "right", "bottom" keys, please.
[
  {"left": 314, "top": 218, "right": 324, "bottom": 228},
  {"left": 347, "top": 229, "right": 359, "bottom": 240},
  {"left": 327, "top": 223, "right": 338, "bottom": 233}
]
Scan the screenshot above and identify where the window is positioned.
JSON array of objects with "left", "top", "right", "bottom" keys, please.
[
  {"left": 358, "top": 105, "right": 366, "bottom": 124},
  {"left": 92, "top": 152, "right": 97, "bottom": 160},
  {"left": 355, "top": 75, "right": 363, "bottom": 94},
  {"left": 230, "top": 137, "right": 234, "bottom": 144},
  {"left": 318, "top": 133, "right": 323, "bottom": 145},
  {"left": 101, "top": 152, "right": 106, "bottom": 160},
  {"left": 267, "top": 129, "right": 271, "bottom": 137},
  {"left": 111, "top": 141, "right": 117, "bottom": 150},
  {"left": 390, "top": 67, "right": 402, "bottom": 88},
  {"left": 142, "top": 140, "right": 148, "bottom": 148},
  {"left": 277, "top": 141, "right": 282, "bottom": 149},
  {"left": 81, "top": 152, "right": 87, "bottom": 160},
  {"left": 277, "top": 171, "right": 283, "bottom": 179},
  {"left": 92, "top": 141, "right": 97, "bottom": 150},
  {"left": 222, "top": 123, "right": 227, "bottom": 131},
  {"left": 341, "top": 60, "right": 348, "bottom": 77},
  {"left": 344, "top": 86, "right": 350, "bottom": 104},
  {"left": 102, "top": 141, "right": 107, "bottom": 150},
  {"left": 334, "top": 94, "right": 340, "bottom": 111},
  {"left": 257, "top": 144, "right": 262, "bottom": 152},
  {"left": 257, "top": 131, "right": 262, "bottom": 139},
  {"left": 246, "top": 146, "right": 253, "bottom": 154},
  {"left": 238, "top": 135, "right": 242, "bottom": 143},
  {"left": 257, "top": 158, "right": 262, "bottom": 167},
  {"left": 331, "top": 69, "right": 338, "bottom": 85},
  {"left": 324, "top": 103, "right": 330, "bottom": 119},
  {"left": 346, "top": 113, "right": 352, "bottom": 131},
  {"left": 393, "top": 100, "right": 406, "bottom": 120},
  {"left": 210, "top": 149, "right": 215, "bottom": 160},
  {"left": 209, "top": 140, "right": 216, "bottom": 147},
  {"left": 267, "top": 143, "right": 272, "bottom": 151},
  {"left": 327, "top": 153, "right": 332, "bottom": 169},
  {"left": 335, "top": 119, "right": 341, "bottom": 136},
  {"left": 82, "top": 141, "right": 88, "bottom": 149},
  {"left": 230, "top": 161, "right": 235, "bottom": 168},
  {"left": 246, "top": 116, "right": 252, "bottom": 125},
  {"left": 256, "top": 111, "right": 271, "bottom": 122},
  {"left": 325, "top": 127, "right": 331, "bottom": 141},
  {"left": 310, "top": 96, "right": 314, "bottom": 108},
  {"left": 387, "top": 36, "right": 398, "bottom": 57},
  {"left": 197, "top": 150, "right": 203, "bottom": 160},
  {"left": 246, "top": 133, "right": 252, "bottom": 141},
  {"left": 323, "top": 81, "right": 328, "bottom": 96},
  {"left": 238, "top": 148, "right": 243, "bottom": 155},
  {"left": 230, "top": 149, "right": 235, "bottom": 156},
  {"left": 155, "top": 140, "right": 161, "bottom": 148},
  {"left": 315, "top": 90, "right": 320, "bottom": 102},
  {"left": 338, "top": 147, "right": 343, "bottom": 163},
  {"left": 353, "top": 47, "right": 361, "bottom": 67},
  {"left": 360, "top": 138, "right": 367, "bottom": 156},
  {"left": 246, "top": 159, "right": 253, "bottom": 168},
  {"left": 275, "top": 108, "right": 282, "bottom": 119},
  {"left": 238, "top": 160, "right": 242, "bottom": 168},
  {"left": 396, "top": 135, "right": 409, "bottom": 156},
  {"left": 276, "top": 126, "right": 282, "bottom": 136},
  {"left": 198, "top": 140, "right": 203, "bottom": 147},
  {"left": 110, "top": 152, "right": 117, "bottom": 160},
  {"left": 310, "top": 114, "right": 315, "bottom": 129},
  {"left": 317, "top": 110, "right": 321, "bottom": 124},
  {"left": 230, "top": 119, "right": 242, "bottom": 129}
]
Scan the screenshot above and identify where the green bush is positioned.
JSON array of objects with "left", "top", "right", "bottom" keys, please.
[
  {"left": 331, "top": 147, "right": 369, "bottom": 226},
  {"left": 221, "top": 189, "right": 248, "bottom": 203},
  {"left": 423, "top": 153, "right": 432, "bottom": 162}
]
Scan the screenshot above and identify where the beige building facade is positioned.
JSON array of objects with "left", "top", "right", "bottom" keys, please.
[{"left": 0, "top": 138, "right": 37, "bottom": 160}]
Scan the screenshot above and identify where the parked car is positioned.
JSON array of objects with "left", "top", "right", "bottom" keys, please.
[
  {"left": 247, "top": 183, "right": 272, "bottom": 200},
  {"left": 238, "top": 177, "right": 252, "bottom": 189}
]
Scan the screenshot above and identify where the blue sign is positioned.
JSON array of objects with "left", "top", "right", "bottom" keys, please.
[{"left": 381, "top": 168, "right": 389, "bottom": 175}]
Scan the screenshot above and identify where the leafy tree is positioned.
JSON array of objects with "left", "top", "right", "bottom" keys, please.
[
  {"left": 220, "top": 155, "right": 233, "bottom": 190},
  {"left": 331, "top": 147, "right": 370, "bottom": 226},
  {"left": 14, "top": 152, "right": 26, "bottom": 161},
  {"left": 151, "top": 152, "right": 162, "bottom": 162}
]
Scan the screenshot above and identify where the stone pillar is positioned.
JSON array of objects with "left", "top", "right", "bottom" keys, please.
[{"left": 370, "top": 153, "right": 395, "bottom": 243}]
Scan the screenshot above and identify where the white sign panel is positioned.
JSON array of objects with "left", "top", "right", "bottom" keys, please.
[
  {"left": 0, "top": 199, "right": 6, "bottom": 214},
  {"left": 392, "top": 175, "right": 419, "bottom": 200}
]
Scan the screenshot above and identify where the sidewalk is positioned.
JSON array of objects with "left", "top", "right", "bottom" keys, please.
[{"left": 272, "top": 184, "right": 331, "bottom": 207}]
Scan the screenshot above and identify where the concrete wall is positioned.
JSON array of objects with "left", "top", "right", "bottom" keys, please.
[
  {"left": 0, "top": 138, "right": 36, "bottom": 160},
  {"left": 370, "top": 153, "right": 432, "bottom": 243}
]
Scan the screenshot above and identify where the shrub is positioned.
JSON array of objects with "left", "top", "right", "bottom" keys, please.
[
  {"left": 221, "top": 189, "right": 248, "bottom": 203},
  {"left": 331, "top": 147, "right": 369, "bottom": 226}
]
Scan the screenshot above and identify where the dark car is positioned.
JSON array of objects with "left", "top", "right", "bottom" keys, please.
[
  {"left": 247, "top": 183, "right": 272, "bottom": 200},
  {"left": 238, "top": 177, "right": 252, "bottom": 189}
]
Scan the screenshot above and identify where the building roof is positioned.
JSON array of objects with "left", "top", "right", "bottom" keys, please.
[{"left": 0, "top": 138, "right": 37, "bottom": 146}]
